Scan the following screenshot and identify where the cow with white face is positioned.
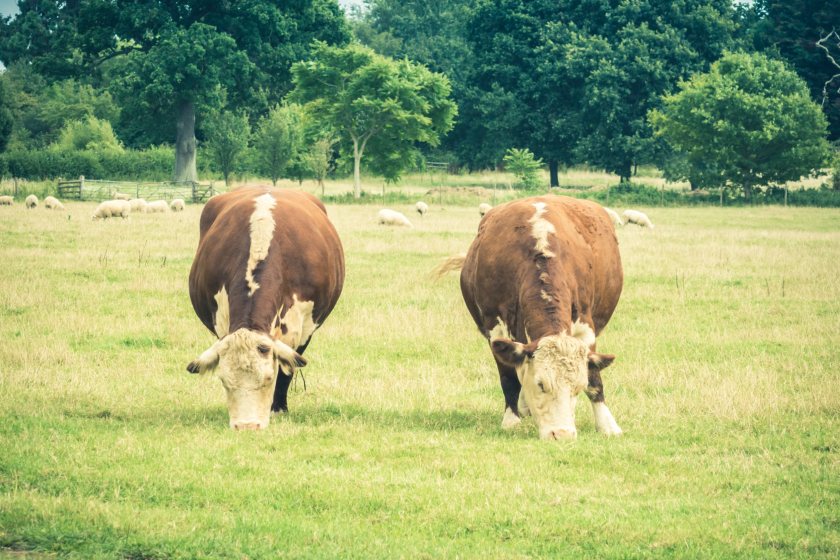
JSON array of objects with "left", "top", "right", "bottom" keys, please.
[
  {"left": 440, "top": 195, "right": 624, "bottom": 440},
  {"left": 187, "top": 187, "right": 345, "bottom": 430}
]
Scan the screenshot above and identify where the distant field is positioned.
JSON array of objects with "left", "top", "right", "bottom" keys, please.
[{"left": 1, "top": 200, "right": 838, "bottom": 559}]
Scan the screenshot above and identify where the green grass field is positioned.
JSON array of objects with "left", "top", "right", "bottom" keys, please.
[{"left": 1, "top": 199, "right": 838, "bottom": 559}]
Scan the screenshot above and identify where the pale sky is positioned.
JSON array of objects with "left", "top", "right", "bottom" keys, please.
[{"left": 0, "top": 0, "right": 18, "bottom": 17}]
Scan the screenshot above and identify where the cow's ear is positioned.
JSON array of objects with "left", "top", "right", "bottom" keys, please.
[
  {"left": 273, "top": 340, "right": 307, "bottom": 376},
  {"left": 491, "top": 338, "right": 531, "bottom": 366},
  {"left": 187, "top": 342, "right": 221, "bottom": 374},
  {"left": 588, "top": 353, "right": 615, "bottom": 371}
]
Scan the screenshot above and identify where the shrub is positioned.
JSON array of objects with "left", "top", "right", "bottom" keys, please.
[{"left": 503, "top": 148, "right": 544, "bottom": 191}]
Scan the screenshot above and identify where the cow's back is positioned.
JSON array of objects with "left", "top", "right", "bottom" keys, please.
[
  {"left": 461, "top": 195, "right": 622, "bottom": 340},
  {"left": 189, "top": 187, "right": 344, "bottom": 339}
]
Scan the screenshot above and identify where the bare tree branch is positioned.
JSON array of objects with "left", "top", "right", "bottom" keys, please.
[{"left": 816, "top": 28, "right": 840, "bottom": 107}]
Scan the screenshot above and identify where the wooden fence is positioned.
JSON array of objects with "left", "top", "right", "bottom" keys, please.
[{"left": 57, "top": 177, "right": 215, "bottom": 203}]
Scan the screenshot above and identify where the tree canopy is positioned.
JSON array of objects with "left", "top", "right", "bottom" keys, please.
[
  {"left": 650, "top": 51, "right": 831, "bottom": 199},
  {"left": 290, "top": 41, "right": 456, "bottom": 197}
]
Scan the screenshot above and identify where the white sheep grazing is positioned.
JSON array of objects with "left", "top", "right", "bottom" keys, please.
[
  {"left": 415, "top": 201, "right": 429, "bottom": 217},
  {"left": 378, "top": 208, "right": 413, "bottom": 228},
  {"left": 113, "top": 192, "right": 131, "bottom": 201},
  {"left": 170, "top": 198, "right": 185, "bottom": 212},
  {"left": 479, "top": 202, "right": 492, "bottom": 216},
  {"left": 92, "top": 199, "right": 131, "bottom": 220},
  {"left": 129, "top": 198, "right": 148, "bottom": 213},
  {"left": 603, "top": 207, "right": 623, "bottom": 227},
  {"left": 0, "top": 195, "right": 13, "bottom": 206},
  {"left": 44, "top": 196, "right": 66, "bottom": 210},
  {"left": 146, "top": 200, "right": 170, "bottom": 213},
  {"left": 622, "top": 209, "right": 655, "bottom": 229},
  {"left": 25, "top": 194, "right": 39, "bottom": 209}
]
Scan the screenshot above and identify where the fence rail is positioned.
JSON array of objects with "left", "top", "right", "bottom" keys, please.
[{"left": 57, "top": 177, "right": 215, "bottom": 203}]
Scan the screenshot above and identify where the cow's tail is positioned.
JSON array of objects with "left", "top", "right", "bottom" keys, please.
[{"left": 432, "top": 253, "right": 466, "bottom": 278}]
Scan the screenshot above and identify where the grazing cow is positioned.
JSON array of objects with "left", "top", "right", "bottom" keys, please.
[
  {"left": 187, "top": 186, "right": 345, "bottom": 430},
  {"left": 170, "top": 198, "right": 186, "bottom": 212},
  {"left": 442, "top": 195, "right": 623, "bottom": 440},
  {"left": 622, "top": 209, "right": 654, "bottom": 229},
  {"left": 92, "top": 200, "right": 131, "bottom": 219},
  {"left": 478, "top": 202, "right": 492, "bottom": 216},
  {"left": 603, "top": 207, "right": 623, "bottom": 227},
  {"left": 44, "top": 196, "right": 65, "bottom": 210},
  {"left": 416, "top": 201, "right": 429, "bottom": 217},
  {"left": 0, "top": 195, "right": 13, "bottom": 206},
  {"left": 146, "top": 200, "right": 170, "bottom": 213},
  {"left": 25, "top": 195, "right": 38, "bottom": 209},
  {"left": 377, "top": 208, "right": 413, "bottom": 227}
]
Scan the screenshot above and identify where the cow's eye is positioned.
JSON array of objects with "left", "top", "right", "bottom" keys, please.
[
  {"left": 257, "top": 344, "right": 271, "bottom": 356},
  {"left": 537, "top": 381, "right": 547, "bottom": 392}
]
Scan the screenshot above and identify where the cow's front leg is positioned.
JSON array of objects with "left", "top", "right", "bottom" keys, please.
[
  {"left": 271, "top": 370, "right": 293, "bottom": 413},
  {"left": 585, "top": 366, "right": 622, "bottom": 436},
  {"left": 497, "top": 361, "right": 523, "bottom": 429}
]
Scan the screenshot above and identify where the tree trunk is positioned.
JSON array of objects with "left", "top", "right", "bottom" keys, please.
[
  {"left": 743, "top": 181, "right": 753, "bottom": 203},
  {"left": 174, "top": 101, "right": 198, "bottom": 183},
  {"left": 353, "top": 137, "right": 362, "bottom": 199},
  {"left": 549, "top": 160, "right": 559, "bottom": 188}
]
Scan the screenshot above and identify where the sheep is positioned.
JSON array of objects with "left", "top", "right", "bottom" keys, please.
[
  {"left": 25, "top": 194, "right": 38, "bottom": 209},
  {"left": 479, "top": 202, "right": 492, "bottom": 216},
  {"left": 170, "top": 198, "right": 185, "bottom": 212},
  {"left": 622, "top": 209, "right": 655, "bottom": 229},
  {"left": 603, "top": 207, "right": 623, "bottom": 227},
  {"left": 415, "top": 201, "right": 429, "bottom": 217},
  {"left": 0, "top": 195, "right": 13, "bottom": 206},
  {"left": 92, "top": 200, "right": 131, "bottom": 220},
  {"left": 146, "top": 200, "right": 170, "bottom": 213},
  {"left": 129, "top": 198, "right": 148, "bottom": 213},
  {"left": 113, "top": 192, "right": 131, "bottom": 201},
  {"left": 44, "top": 196, "right": 66, "bottom": 211},
  {"left": 377, "top": 208, "right": 413, "bottom": 228}
]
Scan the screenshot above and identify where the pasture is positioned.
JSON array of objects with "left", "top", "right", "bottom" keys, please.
[{"left": 0, "top": 199, "right": 838, "bottom": 559}]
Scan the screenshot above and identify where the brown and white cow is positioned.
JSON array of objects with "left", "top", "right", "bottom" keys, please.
[
  {"left": 187, "top": 187, "right": 345, "bottom": 430},
  {"left": 446, "top": 195, "right": 623, "bottom": 440}
]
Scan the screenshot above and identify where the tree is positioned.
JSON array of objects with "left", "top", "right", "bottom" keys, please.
[
  {"left": 650, "top": 52, "right": 831, "bottom": 201},
  {"left": 204, "top": 111, "right": 250, "bottom": 186},
  {"left": 290, "top": 42, "right": 456, "bottom": 198},
  {"left": 503, "top": 148, "right": 544, "bottom": 190},
  {"left": 254, "top": 104, "right": 305, "bottom": 187},
  {"left": 0, "top": 78, "right": 13, "bottom": 153},
  {"left": 56, "top": 115, "right": 123, "bottom": 152},
  {"left": 0, "top": 1, "right": 350, "bottom": 180},
  {"left": 464, "top": 0, "right": 735, "bottom": 182},
  {"left": 305, "top": 136, "right": 337, "bottom": 196}
]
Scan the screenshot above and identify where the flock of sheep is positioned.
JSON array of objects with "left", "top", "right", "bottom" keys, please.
[
  {"left": 377, "top": 201, "right": 654, "bottom": 229},
  {"left": 0, "top": 193, "right": 186, "bottom": 219}
]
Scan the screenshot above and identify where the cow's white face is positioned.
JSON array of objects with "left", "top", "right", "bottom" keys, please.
[
  {"left": 492, "top": 322, "right": 608, "bottom": 440},
  {"left": 187, "top": 328, "right": 306, "bottom": 430}
]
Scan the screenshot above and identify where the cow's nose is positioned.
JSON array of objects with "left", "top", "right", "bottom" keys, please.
[
  {"left": 543, "top": 428, "right": 577, "bottom": 440},
  {"left": 233, "top": 422, "right": 261, "bottom": 431}
]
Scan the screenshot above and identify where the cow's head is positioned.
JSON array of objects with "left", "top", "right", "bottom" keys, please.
[
  {"left": 491, "top": 321, "right": 614, "bottom": 440},
  {"left": 187, "top": 328, "right": 306, "bottom": 430}
]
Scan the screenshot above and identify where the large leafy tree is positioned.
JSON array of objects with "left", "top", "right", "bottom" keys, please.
[
  {"left": 0, "top": 1, "right": 349, "bottom": 181},
  {"left": 0, "top": 78, "right": 14, "bottom": 153},
  {"left": 650, "top": 52, "right": 831, "bottom": 201},
  {"left": 464, "top": 0, "right": 735, "bottom": 182},
  {"left": 290, "top": 42, "right": 456, "bottom": 198},
  {"left": 742, "top": 0, "right": 840, "bottom": 140}
]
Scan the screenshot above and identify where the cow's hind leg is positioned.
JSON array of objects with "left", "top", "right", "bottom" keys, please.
[
  {"left": 586, "top": 368, "right": 622, "bottom": 436},
  {"left": 496, "top": 361, "right": 523, "bottom": 430}
]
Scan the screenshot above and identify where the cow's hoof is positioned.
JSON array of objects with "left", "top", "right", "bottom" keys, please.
[{"left": 501, "top": 407, "right": 521, "bottom": 429}]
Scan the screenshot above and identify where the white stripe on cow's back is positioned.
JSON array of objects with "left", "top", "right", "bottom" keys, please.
[
  {"left": 214, "top": 286, "right": 230, "bottom": 338},
  {"left": 528, "top": 202, "right": 556, "bottom": 258},
  {"left": 246, "top": 193, "right": 278, "bottom": 296},
  {"left": 271, "top": 294, "right": 318, "bottom": 350}
]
